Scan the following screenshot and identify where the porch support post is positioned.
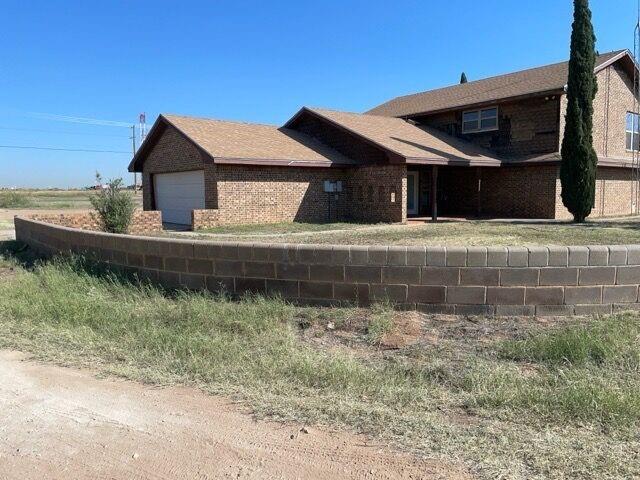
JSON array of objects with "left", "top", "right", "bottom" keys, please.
[
  {"left": 476, "top": 167, "right": 482, "bottom": 217},
  {"left": 431, "top": 165, "right": 438, "bottom": 222}
]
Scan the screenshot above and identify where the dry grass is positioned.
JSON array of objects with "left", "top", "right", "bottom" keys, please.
[
  {"left": 0, "top": 189, "right": 143, "bottom": 210},
  {"left": 0, "top": 242, "right": 638, "bottom": 479},
  {"left": 182, "top": 218, "right": 640, "bottom": 246}
]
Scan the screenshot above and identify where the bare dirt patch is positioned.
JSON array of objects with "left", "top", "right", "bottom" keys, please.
[
  {"left": 380, "top": 312, "right": 423, "bottom": 349},
  {"left": 0, "top": 266, "right": 17, "bottom": 280},
  {"left": 0, "top": 350, "right": 469, "bottom": 480}
]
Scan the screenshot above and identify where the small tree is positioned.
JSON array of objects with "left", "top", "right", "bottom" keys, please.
[
  {"left": 90, "top": 172, "right": 135, "bottom": 233},
  {"left": 560, "top": 0, "right": 598, "bottom": 223},
  {"left": 460, "top": 72, "right": 468, "bottom": 84}
]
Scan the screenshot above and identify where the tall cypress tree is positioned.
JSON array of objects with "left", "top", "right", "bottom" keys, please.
[
  {"left": 460, "top": 72, "right": 468, "bottom": 84},
  {"left": 560, "top": 0, "right": 598, "bottom": 223}
]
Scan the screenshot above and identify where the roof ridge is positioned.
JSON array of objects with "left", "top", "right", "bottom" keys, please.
[
  {"left": 162, "top": 113, "right": 278, "bottom": 128},
  {"left": 306, "top": 106, "right": 382, "bottom": 117},
  {"left": 376, "top": 49, "right": 626, "bottom": 105},
  {"left": 307, "top": 106, "right": 407, "bottom": 120}
]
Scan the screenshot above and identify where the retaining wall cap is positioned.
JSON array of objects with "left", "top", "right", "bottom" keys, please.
[{"left": 14, "top": 218, "right": 640, "bottom": 264}]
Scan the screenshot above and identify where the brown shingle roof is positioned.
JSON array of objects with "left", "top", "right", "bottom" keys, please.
[
  {"left": 289, "top": 107, "right": 502, "bottom": 166},
  {"left": 129, "top": 114, "right": 357, "bottom": 171},
  {"left": 164, "top": 114, "right": 359, "bottom": 165},
  {"left": 367, "top": 50, "right": 628, "bottom": 117}
]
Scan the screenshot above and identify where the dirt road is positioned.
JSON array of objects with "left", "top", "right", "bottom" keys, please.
[{"left": 0, "top": 351, "right": 467, "bottom": 479}]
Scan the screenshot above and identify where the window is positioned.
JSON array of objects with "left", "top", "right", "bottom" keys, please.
[
  {"left": 626, "top": 112, "right": 640, "bottom": 151},
  {"left": 462, "top": 107, "right": 498, "bottom": 133}
]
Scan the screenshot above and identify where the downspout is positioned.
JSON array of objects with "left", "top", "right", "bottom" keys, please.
[{"left": 603, "top": 67, "right": 611, "bottom": 157}]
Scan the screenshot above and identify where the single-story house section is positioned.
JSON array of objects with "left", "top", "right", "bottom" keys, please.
[{"left": 129, "top": 49, "right": 640, "bottom": 228}]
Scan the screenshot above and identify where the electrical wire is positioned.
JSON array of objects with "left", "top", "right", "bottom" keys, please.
[
  {"left": 0, "top": 125, "right": 129, "bottom": 138},
  {"left": 0, "top": 145, "right": 130, "bottom": 154},
  {"left": 24, "top": 112, "right": 131, "bottom": 128}
]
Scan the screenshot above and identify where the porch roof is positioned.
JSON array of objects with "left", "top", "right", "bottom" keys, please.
[{"left": 285, "top": 107, "right": 503, "bottom": 167}]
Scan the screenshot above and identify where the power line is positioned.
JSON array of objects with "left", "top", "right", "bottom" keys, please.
[
  {"left": 0, "top": 125, "right": 129, "bottom": 138},
  {"left": 0, "top": 144, "right": 130, "bottom": 154},
  {"left": 24, "top": 112, "right": 132, "bottom": 128}
]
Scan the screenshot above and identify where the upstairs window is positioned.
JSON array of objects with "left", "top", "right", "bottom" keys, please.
[
  {"left": 626, "top": 112, "right": 640, "bottom": 151},
  {"left": 462, "top": 107, "right": 498, "bottom": 133}
]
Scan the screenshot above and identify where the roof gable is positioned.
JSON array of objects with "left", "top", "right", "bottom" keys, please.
[
  {"left": 367, "top": 50, "right": 633, "bottom": 118},
  {"left": 285, "top": 107, "right": 502, "bottom": 166},
  {"left": 129, "top": 114, "right": 356, "bottom": 172}
]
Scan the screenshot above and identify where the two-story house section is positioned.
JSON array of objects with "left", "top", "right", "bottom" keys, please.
[{"left": 368, "top": 50, "right": 639, "bottom": 219}]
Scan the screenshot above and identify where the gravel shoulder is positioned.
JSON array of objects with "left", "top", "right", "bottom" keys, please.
[{"left": 0, "top": 350, "right": 466, "bottom": 480}]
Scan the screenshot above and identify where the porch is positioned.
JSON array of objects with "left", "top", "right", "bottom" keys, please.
[
  {"left": 405, "top": 164, "right": 561, "bottom": 221},
  {"left": 406, "top": 166, "right": 486, "bottom": 221}
]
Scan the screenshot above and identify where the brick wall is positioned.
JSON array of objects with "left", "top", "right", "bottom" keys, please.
[
  {"left": 559, "top": 63, "right": 638, "bottom": 161},
  {"left": 211, "top": 164, "right": 350, "bottom": 226},
  {"left": 192, "top": 209, "right": 220, "bottom": 229},
  {"left": 414, "top": 96, "right": 562, "bottom": 158},
  {"left": 290, "top": 114, "right": 390, "bottom": 164},
  {"left": 593, "top": 64, "right": 637, "bottom": 160},
  {"left": 481, "top": 165, "right": 558, "bottom": 218},
  {"left": 347, "top": 164, "right": 406, "bottom": 223},
  {"left": 555, "top": 167, "right": 634, "bottom": 219},
  {"left": 17, "top": 216, "right": 640, "bottom": 317},
  {"left": 25, "top": 210, "right": 162, "bottom": 234}
]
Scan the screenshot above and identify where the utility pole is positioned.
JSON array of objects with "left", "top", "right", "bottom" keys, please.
[{"left": 131, "top": 125, "right": 137, "bottom": 193}]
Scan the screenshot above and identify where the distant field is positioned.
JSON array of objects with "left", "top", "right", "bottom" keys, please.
[{"left": 0, "top": 190, "right": 142, "bottom": 211}]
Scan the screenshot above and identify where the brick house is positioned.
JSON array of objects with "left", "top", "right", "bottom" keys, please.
[{"left": 129, "top": 49, "right": 640, "bottom": 228}]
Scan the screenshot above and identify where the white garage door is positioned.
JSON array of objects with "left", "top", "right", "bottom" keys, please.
[{"left": 154, "top": 170, "right": 205, "bottom": 226}]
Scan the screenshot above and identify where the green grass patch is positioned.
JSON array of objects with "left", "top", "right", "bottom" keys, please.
[
  {"left": 498, "top": 317, "right": 640, "bottom": 367},
  {"left": 0, "top": 191, "right": 34, "bottom": 208},
  {"left": 0, "top": 248, "right": 638, "bottom": 479},
  {"left": 366, "top": 302, "right": 394, "bottom": 344}
]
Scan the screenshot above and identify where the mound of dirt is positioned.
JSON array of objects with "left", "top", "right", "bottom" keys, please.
[{"left": 380, "top": 312, "right": 424, "bottom": 349}]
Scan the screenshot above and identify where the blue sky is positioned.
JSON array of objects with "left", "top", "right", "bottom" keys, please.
[{"left": 0, "top": 0, "right": 636, "bottom": 188}]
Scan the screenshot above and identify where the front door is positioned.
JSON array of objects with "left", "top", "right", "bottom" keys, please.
[{"left": 407, "top": 171, "right": 418, "bottom": 216}]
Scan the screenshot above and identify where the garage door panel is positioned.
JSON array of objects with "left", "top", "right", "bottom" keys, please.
[{"left": 154, "top": 171, "right": 205, "bottom": 226}]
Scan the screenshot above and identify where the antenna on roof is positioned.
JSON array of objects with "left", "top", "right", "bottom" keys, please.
[{"left": 139, "top": 112, "right": 147, "bottom": 144}]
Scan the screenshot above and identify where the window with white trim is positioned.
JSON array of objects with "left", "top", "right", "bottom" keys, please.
[
  {"left": 462, "top": 107, "right": 498, "bottom": 133},
  {"left": 626, "top": 112, "right": 640, "bottom": 151}
]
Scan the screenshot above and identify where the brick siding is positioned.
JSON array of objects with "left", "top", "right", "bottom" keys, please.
[
  {"left": 593, "top": 63, "right": 637, "bottom": 160},
  {"left": 210, "top": 164, "right": 350, "bottom": 226},
  {"left": 414, "top": 96, "right": 561, "bottom": 158},
  {"left": 481, "top": 165, "right": 558, "bottom": 218},
  {"left": 291, "top": 114, "right": 390, "bottom": 164},
  {"left": 347, "top": 164, "right": 406, "bottom": 223},
  {"left": 555, "top": 167, "right": 635, "bottom": 219},
  {"left": 18, "top": 216, "right": 640, "bottom": 317},
  {"left": 24, "top": 210, "right": 162, "bottom": 234}
]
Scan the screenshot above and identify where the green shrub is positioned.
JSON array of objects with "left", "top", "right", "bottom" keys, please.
[
  {"left": 0, "top": 191, "right": 34, "bottom": 208},
  {"left": 89, "top": 174, "right": 135, "bottom": 234}
]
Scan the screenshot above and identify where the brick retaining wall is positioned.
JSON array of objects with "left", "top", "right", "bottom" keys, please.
[
  {"left": 24, "top": 210, "right": 163, "bottom": 234},
  {"left": 14, "top": 216, "right": 640, "bottom": 316}
]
